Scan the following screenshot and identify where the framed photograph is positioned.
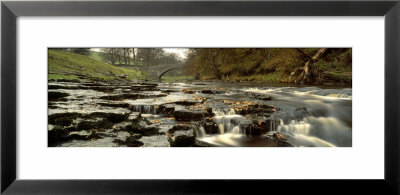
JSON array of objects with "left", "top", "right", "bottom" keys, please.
[{"left": 2, "top": 0, "right": 399, "bottom": 194}]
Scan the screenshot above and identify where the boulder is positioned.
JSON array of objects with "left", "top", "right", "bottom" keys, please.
[
  {"left": 241, "top": 119, "right": 280, "bottom": 136},
  {"left": 48, "top": 91, "right": 69, "bottom": 101},
  {"left": 234, "top": 103, "right": 275, "bottom": 115},
  {"left": 48, "top": 112, "right": 82, "bottom": 126},
  {"left": 48, "top": 128, "right": 69, "bottom": 147},
  {"left": 156, "top": 104, "right": 175, "bottom": 116},
  {"left": 121, "top": 115, "right": 160, "bottom": 136},
  {"left": 167, "top": 125, "right": 195, "bottom": 147},
  {"left": 203, "top": 122, "right": 219, "bottom": 134},
  {"left": 113, "top": 135, "right": 144, "bottom": 147}
]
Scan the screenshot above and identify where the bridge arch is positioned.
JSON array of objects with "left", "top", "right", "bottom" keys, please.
[
  {"left": 116, "top": 63, "right": 185, "bottom": 82},
  {"left": 158, "top": 67, "right": 183, "bottom": 82}
]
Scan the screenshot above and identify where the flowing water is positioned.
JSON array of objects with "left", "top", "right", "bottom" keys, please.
[{"left": 48, "top": 81, "right": 352, "bottom": 147}]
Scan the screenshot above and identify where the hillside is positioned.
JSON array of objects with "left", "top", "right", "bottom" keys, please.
[
  {"left": 48, "top": 50, "right": 143, "bottom": 81},
  {"left": 185, "top": 48, "right": 352, "bottom": 85}
]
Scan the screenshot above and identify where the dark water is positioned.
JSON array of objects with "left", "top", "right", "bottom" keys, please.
[{"left": 48, "top": 81, "right": 352, "bottom": 147}]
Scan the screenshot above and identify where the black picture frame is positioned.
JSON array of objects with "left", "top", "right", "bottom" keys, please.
[{"left": 1, "top": 0, "right": 399, "bottom": 194}]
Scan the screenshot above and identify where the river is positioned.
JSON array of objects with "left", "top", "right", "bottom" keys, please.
[{"left": 48, "top": 81, "right": 352, "bottom": 147}]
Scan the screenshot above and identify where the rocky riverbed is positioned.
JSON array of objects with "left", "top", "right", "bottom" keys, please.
[{"left": 48, "top": 80, "right": 352, "bottom": 147}]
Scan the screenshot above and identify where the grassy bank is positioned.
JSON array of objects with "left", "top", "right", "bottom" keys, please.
[
  {"left": 49, "top": 50, "right": 144, "bottom": 81},
  {"left": 185, "top": 48, "right": 352, "bottom": 85}
]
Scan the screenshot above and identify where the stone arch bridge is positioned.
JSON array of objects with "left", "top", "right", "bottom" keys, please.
[{"left": 116, "top": 64, "right": 185, "bottom": 82}]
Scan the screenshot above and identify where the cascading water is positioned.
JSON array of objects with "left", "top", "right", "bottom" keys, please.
[
  {"left": 197, "top": 85, "right": 352, "bottom": 147},
  {"left": 210, "top": 106, "right": 252, "bottom": 135},
  {"left": 131, "top": 105, "right": 157, "bottom": 115},
  {"left": 254, "top": 86, "right": 353, "bottom": 147}
]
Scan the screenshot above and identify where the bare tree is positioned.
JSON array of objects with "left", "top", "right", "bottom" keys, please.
[{"left": 290, "top": 48, "right": 328, "bottom": 83}]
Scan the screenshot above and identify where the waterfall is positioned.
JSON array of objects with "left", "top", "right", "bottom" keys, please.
[
  {"left": 132, "top": 105, "right": 157, "bottom": 115},
  {"left": 212, "top": 108, "right": 248, "bottom": 135},
  {"left": 277, "top": 116, "right": 351, "bottom": 147},
  {"left": 194, "top": 125, "right": 207, "bottom": 137}
]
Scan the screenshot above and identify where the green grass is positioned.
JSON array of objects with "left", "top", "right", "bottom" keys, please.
[
  {"left": 48, "top": 50, "right": 144, "bottom": 81},
  {"left": 89, "top": 51, "right": 104, "bottom": 62},
  {"left": 218, "top": 72, "right": 287, "bottom": 83},
  {"left": 89, "top": 51, "right": 136, "bottom": 65},
  {"left": 48, "top": 74, "right": 80, "bottom": 80}
]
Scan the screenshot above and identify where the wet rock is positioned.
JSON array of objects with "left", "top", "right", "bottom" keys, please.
[
  {"left": 157, "top": 104, "right": 175, "bottom": 116},
  {"left": 168, "top": 125, "right": 192, "bottom": 133},
  {"left": 173, "top": 101, "right": 198, "bottom": 106},
  {"left": 201, "top": 89, "right": 224, "bottom": 94},
  {"left": 113, "top": 136, "right": 144, "bottom": 147},
  {"left": 241, "top": 119, "right": 280, "bottom": 136},
  {"left": 48, "top": 129, "right": 101, "bottom": 147},
  {"left": 69, "top": 131, "right": 101, "bottom": 141},
  {"left": 161, "top": 89, "right": 177, "bottom": 93},
  {"left": 121, "top": 115, "right": 160, "bottom": 136},
  {"left": 88, "top": 112, "right": 129, "bottom": 123},
  {"left": 49, "top": 112, "right": 128, "bottom": 128},
  {"left": 124, "top": 136, "right": 144, "bottom": 147},
  {"left": 99, "top": 94, "right": 140, "bottom": 100},
  {"left": 131, "top": 84, "right": 158, "bottom": 91},
  {"left": 244, "top": 92, "right": 273, "bottom": 101},
  {"left": 156, "top": 104, "right": 175, "bottom": 116},
  {"left": 48, "top": 91, "right": 69, "bottom": 101},
  {"left": 202, "top": 122, "right": 219, "bottom": 134},
  {"left": 99, "top": 93, "right": 166, "bottom": 101},
  {"left": 125, "top": 125, "right": 159, "bottom": 136},
  {"left": 129, "top": 133, "right": 143, "bottom": 140},
  {"left": 98, "top": 102, "right": 131, "bottom": 109},
  {"left": 167, "top": 125, "right": 195, "bottom": 147},
  {"left": 97, "top": 132, "right": 117, "bottom": 137},
  {"left": 242, "top": 125, "right": 266, "bottom": 136},
  {"left": 48, "top": 112, "right": 82, "bottom": 126},
  {"left": 182, "top": 89, "right": 195, "bottom": 94},
  {"left": 257, "top": 95, "right": 273, "bottom": 101},
  {"left": 48, "top": 128, "right": 69, "bottom": 146},
  {"left": 272, "top": 132, "right": 287, "bottom": 142},
  {"left": 85, "top": 86, "right": 115, "bottom": 92},
  {"left": 230, "top": 102, "right": 275, "bottom": 115},
  {"left": 76, "top": 119, "right": 113, "bottom": 130},
  {"left": 173, "top": 110, "right": 210, "bottom": 121}
]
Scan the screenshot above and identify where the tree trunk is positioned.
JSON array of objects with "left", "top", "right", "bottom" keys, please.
[
  {"left": 290, "top": 48, "right": 328, "bottom": 84},
  {"left": 208, "top": 49, "right": 222, "bottom": 79},
  {"left": 123, "top": 49, "right": 127, "bottom": 65}
]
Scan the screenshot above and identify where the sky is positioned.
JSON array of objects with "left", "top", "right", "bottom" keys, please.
[{"left": 163, "top": 48, "right": 187, "bottom": 59}]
